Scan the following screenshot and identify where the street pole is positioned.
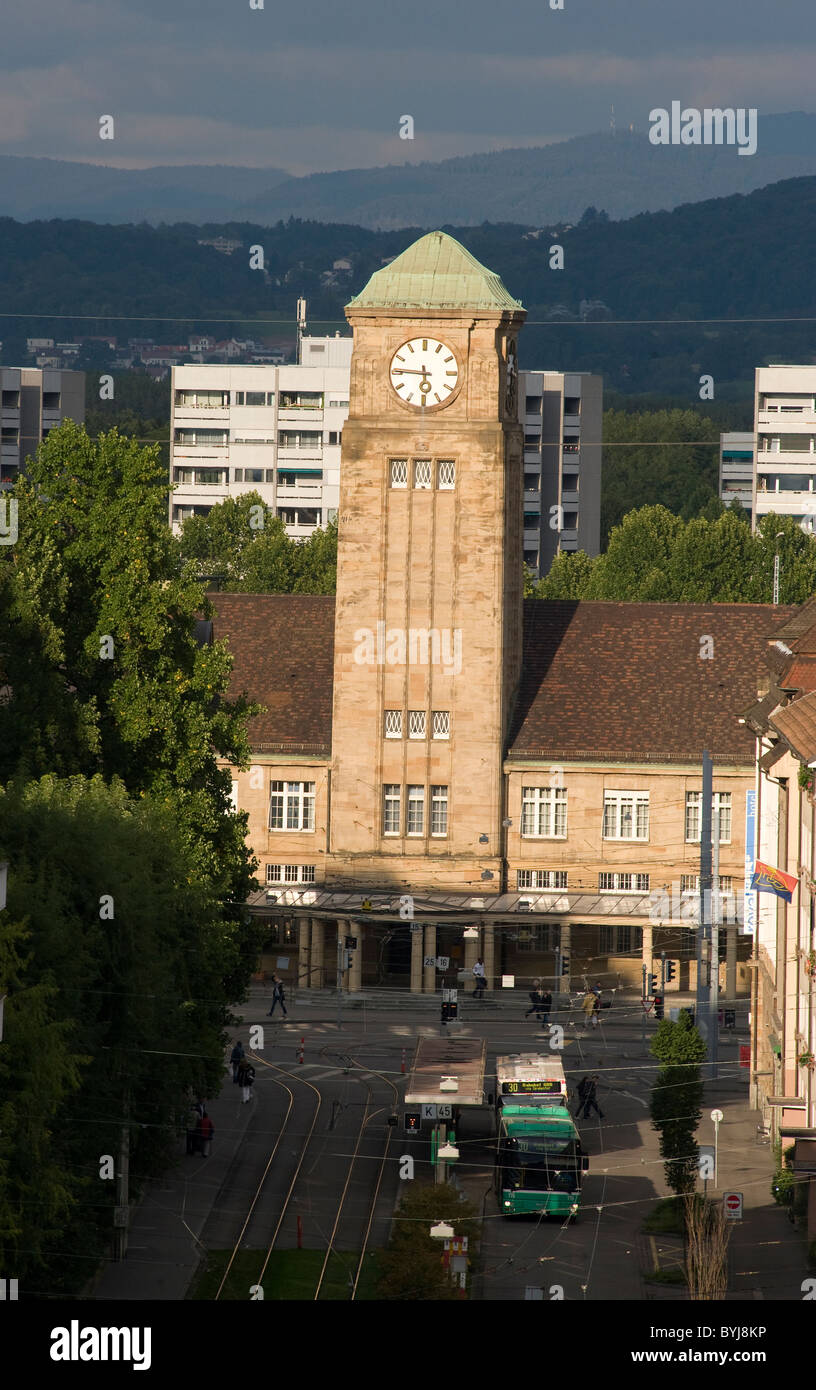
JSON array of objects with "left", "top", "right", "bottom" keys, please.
[
  {"left": 336, "top": 926, "right": 343, "bottom": 1030},
  {"left": 711, "top": 1108, "right": 723, "bottom": 1189},
  {"left": 711, "top": 805, "right": 721, "bottom": 1081},
  {"left": 698, "top": 752, "right": 713, "bottom": 1071},
  {"left": 642, "top": 963, "right": 647, "bottom": 1053}
]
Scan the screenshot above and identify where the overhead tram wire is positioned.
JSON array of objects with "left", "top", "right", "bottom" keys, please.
[{"left": 4, "top": 310, "right": 816, "bottom": 327}]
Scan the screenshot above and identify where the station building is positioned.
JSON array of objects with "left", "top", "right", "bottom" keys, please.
[{"left": 208, "top": 232, "right": 784, "bottom": 996}]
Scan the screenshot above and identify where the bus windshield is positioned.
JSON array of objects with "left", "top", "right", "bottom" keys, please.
[{"left": 502, "top": 1138, "right": 580, "bottom": 1192}]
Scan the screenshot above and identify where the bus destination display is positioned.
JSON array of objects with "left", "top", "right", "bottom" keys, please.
[{"left": 501, "top": 1080, "right": 562, "bottom": 1095}]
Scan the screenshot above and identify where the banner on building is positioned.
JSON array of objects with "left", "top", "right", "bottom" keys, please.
[
  {"left": 742, "top": 790, "right": 756, "bottom": 934},
  {"left": 750, "top": 860, "right": 797, "bottom": 903}
]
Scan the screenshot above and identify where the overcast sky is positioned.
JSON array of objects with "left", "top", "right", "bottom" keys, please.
[{"left": 2, "top": 0, "right": 814, "bottom": 173}]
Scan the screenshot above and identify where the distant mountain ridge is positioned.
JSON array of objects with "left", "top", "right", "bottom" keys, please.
[{"left": 3, "top": 112, "right": 816, "bottom": 227}]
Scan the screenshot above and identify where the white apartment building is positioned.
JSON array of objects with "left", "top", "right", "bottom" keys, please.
[
  {"left": 719, "top": 431, "right": 754, "bottom": 519},
  {"left": 169, "top": 341, "right": 602, "bottom": 568},
  {"left": 753, "top": 366, "right": 816, "bottom": 532},
  {"left": 1, "top": 367, "right": 85, "bottom": 487},
  {"left": 169, "top": 335, "right": 353, "bottom": 536},
  {"left": 519, "top": 371, "right": 603, "bottom": 574}
]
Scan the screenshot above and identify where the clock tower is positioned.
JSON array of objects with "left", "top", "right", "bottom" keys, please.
[{"left": 327, "top": 231, "right": 526, "bottom": 891}]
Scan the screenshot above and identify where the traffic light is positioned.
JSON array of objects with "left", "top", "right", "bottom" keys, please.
[
  {"left": 649, "top": 974, "right": 658, "bottom": 994},
  {"left": 441, "top": 999, "right": 458, "bottom": 1024},
  {"left": 344, "top": 936, "right": 358, "bottom": 950},
  {"left": 666, "top": 959, "right": 676, "bottom": 983},
  {"left": 561, "top": 956, "right": 570, "bottom": 975},
  {"left": 654, "top": 995, "right": 664, "bottom": 1020},
  {"left": 404, "top": 1111, "right": 420, "bottom": 1134}
]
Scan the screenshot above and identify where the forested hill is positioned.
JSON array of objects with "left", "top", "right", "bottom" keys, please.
[{"left": 2, "top": 172, "right": 815, "bottom": 395}]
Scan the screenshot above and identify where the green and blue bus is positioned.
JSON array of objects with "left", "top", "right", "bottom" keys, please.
[{"left": 495, "top": 1104, "right": 588, "bottom": 1218}]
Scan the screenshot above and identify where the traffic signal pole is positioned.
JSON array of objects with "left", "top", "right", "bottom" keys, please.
[{"left": 697, "top": 751, "right": 716, "bottom": 1077}]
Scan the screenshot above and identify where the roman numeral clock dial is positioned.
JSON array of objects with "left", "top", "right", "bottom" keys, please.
[{"left": 389, "top": 337, "right": 459, "bottom": 408}]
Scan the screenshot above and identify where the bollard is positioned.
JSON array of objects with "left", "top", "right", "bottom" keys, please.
[
  {"left": 401, "top": 1048, "right": 406, "bottom": 1074},
  {"left": 298, "top": 1036, "right": 305, "bottom": 1064},
  {"left": 297, "top": 1215, "right": 303, "bottom": 1249}
]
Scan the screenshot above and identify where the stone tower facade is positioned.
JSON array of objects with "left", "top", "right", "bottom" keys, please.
[{"left": 326, "top": 231, "right": 527, "bottom": 891}]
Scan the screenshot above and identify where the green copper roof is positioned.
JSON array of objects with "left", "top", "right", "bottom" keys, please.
[{"left": 347, "top": 230, "right": 524, "bottom": 312}]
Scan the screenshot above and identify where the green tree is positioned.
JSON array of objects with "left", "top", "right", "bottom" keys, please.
[
  {"left": 585, "top": 505, "right": 683, "bottom": 600},
  {"left": 178, "top": 493, "right": 337, "bottom": 594},
  {"left": 532, "top": 549, "right": 596, "bottom": 599},
  {"left": 376, "top": 1182, "right": 479, "bottom": 1301},
  {"left": 650, "top": 1014, "right": 707, "bottom": 1196}
]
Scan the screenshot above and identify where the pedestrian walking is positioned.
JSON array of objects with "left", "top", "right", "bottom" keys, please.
[
  {"left": 197, "top": 1110, "right": 214, "bottom": 1157},
  {"left": 230, "top": 1040, "right": 245, "bottom": 1082},
  {"left": 472, "top": 957, "right": 487, "bottom": 998},
  {"left": 581, "top": 990, "right": 596, "bottom": 1025},
  {"left": 575, "top": 1073, "right": 604, "bottom": 1120},
  {"left": 267, "top": 974, "right": 288, "bottom": 1018},
  {"left": 524, "top": 979, "right": 544, "bottom": 1018},
  {"left": 237, "top": 1057, "right": 256, "bottom": 1104},
  {"left": 539, "top": 989, "right": 552, "bottom": 1028},
  {"left": 591, "top": 992, "right": 602, "bottom": 1028},
  {"left": 186, "top": 1098, "right": 207, "bottom": 1154}
]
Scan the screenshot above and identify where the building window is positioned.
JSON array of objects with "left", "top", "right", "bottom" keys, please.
[
  {"left": 413, "top": 459, "right": 432, "bottom": 489},
  {"left": 521, "top": 787, "right": 567, "bottom": 838},
  {"left": 432, "top": 711, "right": 450, "bottom": 739},
  {"left": 408, "top": 710, "right": 426, "bottom": 739},
  {"left": 681, "top": 874, "right": 734, "bottom": 893},
  {"left": 407, "top": 785, "right": 425, "bottom": 836},
  {"left": 517, "top": 870, "right": 568, "bottom": 889},
  {"left": 603, "top": 791, "right": 649, "bottom": 840},
  {"left": 280, "top": 391, "right": 323, "bottom": 410},
  {"left": 599, "top": 925, "right": 643, "bottom": 954},
  {"left": 383, "top": 784, "right": 401, "bottom": 835},
  {"left": 268, "top": 781, "right": 315, "bottom": 831},
  {"left": 390, "top": 459, "right": 408, "bottom": 488},
  {"left": 516, "top": 923, "right": 561, "bottom": 952},
  {"left": 438, "top": 459, "right": 456, "bottom": 489},
  {"left": 599, "top": 872, "right": 650, "bottom": 892},
  {"left": 685, "top": 792, "right": 732, "bottom": 843},
  {"left": 266, "top": 864, "right": 316, "bottom": 885},
  {"left": 384, "top": 710, "right": 402, "bottom": 738},
  {"left": 431, "top": 785, "right": 448, "bottom": 837}
]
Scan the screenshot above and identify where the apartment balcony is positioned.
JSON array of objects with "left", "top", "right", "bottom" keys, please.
[
  {"left": 757, "top": 410, "right": 816, "bottom": 425},
  {"left": 524, "top": 489, "right": 541, "bottom": 504},
  {"left": 562, "top": 441, "right": 580, "bottom": 455},
  {"left": 563, "top": 412, "right": 581, "bottom": 427},
  {"left": 276, "top": 482, "right": 323, "bottom": 500},
  {"left": 523, "top": 527, "right": 541, "bottom": 545}
]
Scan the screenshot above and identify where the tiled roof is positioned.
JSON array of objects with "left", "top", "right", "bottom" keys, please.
[
  {"left": 509, "top": 600, "right": 795, "bottom": 763},
  {"left": 207, "top": 594, "right": 792, "bottom": 764},
  {"left": 769, "top": 689, "right": 816, "bottom": 764},
  {"left": 346, "top": 230, "right": 523, "bottom": 312},
  {"left": 208, "top": 592, "right": 334, "bottom": 752}
]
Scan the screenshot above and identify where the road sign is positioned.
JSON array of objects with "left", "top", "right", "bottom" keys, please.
[
  {"left": 723, "top": 1191, "right": 743, "bottom": 1220},
  {"left": 437, "top": 956, "right": 450, "bottom": 969},
  {"left": 711, "top": 1108, "right": 724, "bottom": 1123},
  {"left": 437, "top": 1104, "right": 452, "bottom": 1119},
  {"left": 410, "top": 923, "right": 422, "bottom": 932},
  {"left": 422, "top": 1103, "right": 437, "bottom": 1120},
  {"left": 404, "top": 1110, "right": 420, "bottom": 1134},
  {"left": 423, "top": 957, "right": 436, "bottom": 967}
]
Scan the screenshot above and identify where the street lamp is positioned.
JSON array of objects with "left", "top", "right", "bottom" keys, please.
[{"left": 773, "top": 531, "right": 785, "bottom": 606}]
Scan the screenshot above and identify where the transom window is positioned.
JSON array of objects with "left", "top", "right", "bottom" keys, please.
[
  {"left": 408, "top": 710, "right": 426, "bottom": 739},
  {"left": 685, "top": 792, "right": 732, "bottom": 843},
  {"left": 603, "top": 791, "right": 649, "bottom": 840},
  {"left": 517, "top": 869, "right": 568, "bottom": 889},
  {"left": 266, "top": 864, "right": 316, "bottom": 884},
  {"left": 432, "top": 711, "right": 450, "bottom": 739},
  {"left": 413, "top": 459, "right": 432, "bottom": 489},
  {"left": 438, "top": 459, "right": 456, "bottom": 489},
  {"left": 384, "top": 710, "right": 402, "bottom": 738},
  {"left": 268, "top": 781, "right": 315, "bottom": 832},
  {"left": 521, "top": 787, "right": 567, "bottom": 838},
  {"left": 389, "top": 459, "right": 408, "bottom": 488},
  {"left": 599, "top": 872, "right": 650, "bottom": 892}
]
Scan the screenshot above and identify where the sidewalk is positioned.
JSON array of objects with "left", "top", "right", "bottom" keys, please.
[{"left": 92, "top": 1043, "right": 254, "bottom": 1301}]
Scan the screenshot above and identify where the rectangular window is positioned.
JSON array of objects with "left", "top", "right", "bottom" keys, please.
[
  {"left": 233, "top": 469, "right": 244, "bottom": 482},
  {"left": 280, "top": 391, "right": 323, "bottom": 410},
  {"left": 406, "top": 785, "right": 424, "bottom": 836},
  {"left": 408, "top": 710, "right": 426, "bottom": 739},
  {"left": 284, "top": 864, "right": 300, "bottom": 882},
  {"left": 520, "top": 787, "right": 567, "bottom": 838},
  {"left": 390, "top": 459, "right": 408, "bottom": 488},
  {"left": 685, "top": 792, "right": 732, "bottom": 843},
  {"left": 517, "top": 923, "right": 561, "bottom": 952},
  {"left": 432, "top": 711, "right": 450, "bottom": 739},
  {"left": 266, "top": 863, "right": 316, "bottom": 885},
  {"left": 384, "top": 710, "right": 402, "bottom": 739},
  {"left": 599, "top": 925, "right": 643, "bottom": 954},
  {"left": 599, "top": 872, "right": 650, "bottom": 892},
  {"left": 437, "top": 459, "right": 456, "bottom": 489},
  {"left": 266, "top": 864, "right": 282, "bottom": 884},
  {"left": 413, "top": 459, "right": 432, "bottom": 489},
  {"left": 431, "top": 785, "right": 448, "bottom": 837},
  {"left": 603, "top": 791, "right": 649, "bottom": 840},
  {"left": 268, "top": 781, "right": 315, "bottom": 831},
  {"left": 300, "top": 864, "right": 316, "bottom": 883},
  {"left": 517, "top": 870, "right": 568, "bottom": 890},
  {"left": 234, "top": 391, "right": 244, "bottom": 405},
  {"left": 383, "top": 784, "right": 401, "bottom": 835}
]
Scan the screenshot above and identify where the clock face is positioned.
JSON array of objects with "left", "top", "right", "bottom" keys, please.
[{"left": 389, "top": 337, "right": 459, "bottom": 408}]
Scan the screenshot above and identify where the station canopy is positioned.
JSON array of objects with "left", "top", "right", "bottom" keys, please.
[{"left": 404, "top": 1037, "right": 487, "bottom": 1108}]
